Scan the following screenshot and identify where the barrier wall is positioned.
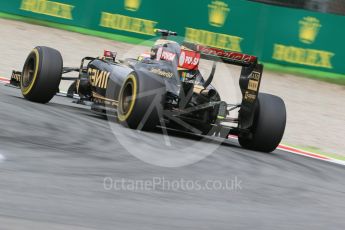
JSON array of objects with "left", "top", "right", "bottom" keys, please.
[{"left": 1, "top": 0, "right": 344, "bottom": 75}]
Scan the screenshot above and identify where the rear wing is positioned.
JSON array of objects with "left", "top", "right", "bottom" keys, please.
[
  {"left": 182, "top": 41, "right": 263, "bottom": 130},
  {"left": 182, "top": 42, "right": 257, "bottom": 67}
]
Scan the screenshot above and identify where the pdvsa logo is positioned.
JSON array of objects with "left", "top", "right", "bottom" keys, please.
[
  {"left": 208, "top": 0, "right": 230, "bottom": 27},
  {"left": 124, "top": 0, "right": 141, "bottom": 11},
  {"left": 299, "top": 17, "right": 321, "bottom": 44}
]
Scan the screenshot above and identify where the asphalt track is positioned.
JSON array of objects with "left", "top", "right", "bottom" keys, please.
[{"left": 1, "top": 83, "right": 345, "bottom": 230}]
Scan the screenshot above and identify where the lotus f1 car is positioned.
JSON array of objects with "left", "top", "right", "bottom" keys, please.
[{"left": 9, "top": 29, "right": 286, "bottom": 152}]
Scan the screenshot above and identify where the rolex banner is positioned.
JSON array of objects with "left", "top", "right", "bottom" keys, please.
[{"left": 1, "top": 0, "right": 344, "bottom": 75}]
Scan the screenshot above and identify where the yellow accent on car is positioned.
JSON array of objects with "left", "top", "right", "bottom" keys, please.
[
  {"left": 118, "top": 74, "right": 137, "bottom": 122},
  {"left": 22, "top": 48, "right": 39, "bottom": 95}
]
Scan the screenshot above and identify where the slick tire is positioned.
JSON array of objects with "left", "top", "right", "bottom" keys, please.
[
  {"left": 117, "top": 72, "right": 166, "bottom": 131},
  {"left": 238, "top": 93, "right": 286, "bottom": 153},
  {"left": 21, "top": 46, "right": 63, "bottom": 103}
]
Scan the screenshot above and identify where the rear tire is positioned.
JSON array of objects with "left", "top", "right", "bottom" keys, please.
[
  {"left": 117, "top": 72, "right": 166, "bottom": 131},
  {"left": 21, "top": 46, "right": 63, "bottom": 103},
  {"left": 239, "top": 93, "right": 286, "bottom": 152}
]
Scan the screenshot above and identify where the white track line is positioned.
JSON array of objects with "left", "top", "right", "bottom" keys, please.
[
  {"left": 228, "top": 135, "right": 345, "bottom": 166},
  {"left": 277, "top": 144, "right": 345, "bottom": 166}
]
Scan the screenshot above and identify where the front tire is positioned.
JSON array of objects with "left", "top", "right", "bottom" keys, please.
[
  {"left": 21, "top": 46, "right": 63, "bottom": 103},
  {"left": 239, "top": 93, "right": 286, "bottom": 152}
]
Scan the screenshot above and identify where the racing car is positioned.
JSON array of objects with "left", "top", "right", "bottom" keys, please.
[{"left": 9, "top": 29, "right": 286, "bottom": 153}]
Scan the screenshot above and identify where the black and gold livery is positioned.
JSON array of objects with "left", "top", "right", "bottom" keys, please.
[{"left": 9, "top": 29, "right": 286, "bottom": 153}]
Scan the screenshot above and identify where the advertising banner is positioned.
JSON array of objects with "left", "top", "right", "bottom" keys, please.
[{"left": 1, "top": 0, "right": 344, "bottom": 75}]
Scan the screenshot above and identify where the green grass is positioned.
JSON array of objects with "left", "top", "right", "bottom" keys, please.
[
  {"left": 263, "top": 63, "right": 345, "bottom": 85},
  {"left": 1, "top": 11, "right": 345, "bottom": 85},
  {"left": 283, "top": 143, "right": 345, "bottom": 161}
]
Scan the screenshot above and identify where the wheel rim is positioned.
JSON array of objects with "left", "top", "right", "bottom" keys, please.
[
  {"left": 22, "top": 56, "right": 36, "bottom": 88},
  {"left": 118, "top": 75, "right": 137, "bottom": 122},
  {"left": 21, "top": 49, "right": 39, "bottom": 95},
  {"left": 121, "top": 81, "right": 133, "bottom": 115}
]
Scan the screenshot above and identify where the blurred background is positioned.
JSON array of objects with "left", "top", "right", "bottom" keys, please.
[
  {"left": 249, "top": 0, "right": 345, "bottom": 15},
  {"left": 1, "top": 0, "right": 344, "bottom": 80}
]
